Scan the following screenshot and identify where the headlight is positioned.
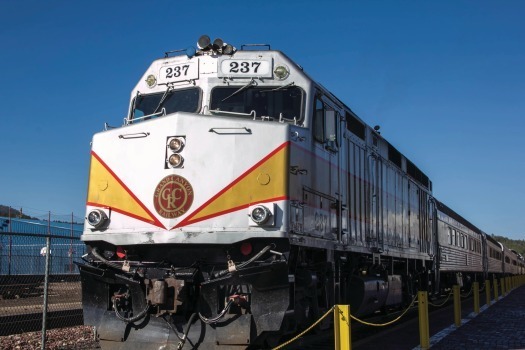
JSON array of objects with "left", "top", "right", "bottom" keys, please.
[
  {"left": 168, "top": 137, "right": 185, "bottom": 152},
  {"left": 197, "top": 35, "right": 212, "bottom": 50},
  {"left": 274, "top": 65, "right": 289, "bottom": 80},
  {"left": 87, "top": 209, "right": 108, "bottom": 229},
  {"left": 165, "top": 136, "right": 186, "bottom": 169},
  {"left": 250, "top": 205, "right": 272, "bottom": 225},
  {"left": 145, "top": 74, "right": 157, "bottom": 88},
  {"left": 223, "top": 44, "right": 235, "bottom": 55},
  {"left": 168, "top": 154, "right": 184, "bottom": 167}
]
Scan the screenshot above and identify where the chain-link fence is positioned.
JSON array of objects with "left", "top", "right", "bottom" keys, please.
[{"left": 0, "top": 215, "right": 87, "bottom": 347}]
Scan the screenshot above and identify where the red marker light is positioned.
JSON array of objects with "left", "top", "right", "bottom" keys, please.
[
  {"left": 240, "top": 242, "right": 252, "bottom": 256},
  {"left": 116, "top": 246, "right": 126, "bottom": 259}
]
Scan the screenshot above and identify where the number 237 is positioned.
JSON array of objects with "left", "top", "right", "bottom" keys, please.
[
  {"left": 165, "top": 65, "right": 189, "bottom": 78},
  {"left": 229, "top": 61, "right": 261, "bottom": 73}
]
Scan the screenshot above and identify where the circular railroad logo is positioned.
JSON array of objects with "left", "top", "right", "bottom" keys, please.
[{"left": 153, "top": 175, "right": 194, "bottom": 219}]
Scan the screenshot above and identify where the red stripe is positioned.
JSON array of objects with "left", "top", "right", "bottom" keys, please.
[
  {"left": 174, "top": 142, "right": 290, "bottom": 229},
  {"left": 89, "top": 151, "right": 165, "bottom": 229}
]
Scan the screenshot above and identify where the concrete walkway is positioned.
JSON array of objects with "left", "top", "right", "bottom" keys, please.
[{"left": 423, "top": 284, "right": 525, "bottom": 349}]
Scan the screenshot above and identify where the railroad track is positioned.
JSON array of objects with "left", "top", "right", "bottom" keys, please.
[
  {"left": 0, "top": 309, "right": 84, "bottom": 336},
  {"left": 0, "top": 278, "right": 83, "bottom": 336}
]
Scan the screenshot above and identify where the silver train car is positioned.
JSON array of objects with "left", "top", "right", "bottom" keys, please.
[
  {"left": 485, "top": 233, "right": 504, "bottom": 275},
  {"left": 435, "top": 201, "right": 484, "bottom": 289},
  {"left": 434, "top": 201, "right": 521, "bottom": 290},
  {"left": 77, "top": 36, "right": 522, "bottom": 349}
]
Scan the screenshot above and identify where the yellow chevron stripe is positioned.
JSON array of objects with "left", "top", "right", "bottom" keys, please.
[
  {"left": 177, "top": 142, "right": 289, "bottom": 227},
  {"left": 87, "top": 153, "right": 159, "bottom": 225}
]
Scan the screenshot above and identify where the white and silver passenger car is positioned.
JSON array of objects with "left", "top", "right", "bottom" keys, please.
[{"left": 435, "top": 201, "right": 483, "bottom": 289}]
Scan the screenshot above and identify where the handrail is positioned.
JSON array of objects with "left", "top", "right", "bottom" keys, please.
[
  {"left": 119, "top": 132, "right": 150, "bottom": 139},
  {"left": 126, "top": 108, "right": 166, "bottom": 125},
  {"left": 209, "top": 109, "right": 256, "bottom": 119},
  {"left": 208, "top": 127, "right": 251, "bottom": 135},
  {"left": 241, "top": 44, "right": 271, "bottom": 50}
]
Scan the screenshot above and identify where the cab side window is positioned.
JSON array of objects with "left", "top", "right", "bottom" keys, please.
[
  {"left": 314, "top": 98, "right": 325, "bottom": 143},
  {"left": 313, "top": 96, "right": 339, "bottom": 152},
  {"left": 325, "top": 110, "right": 337, "bottom": 143}
]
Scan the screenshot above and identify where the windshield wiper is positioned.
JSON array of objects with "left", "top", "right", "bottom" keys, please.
[
  {"left": 261, "top": 82, "right": 295, "bottom": 92},
  {"left": 221, "top": 78, "right": 256, "bottom": 102},
  {"left": 153, "top": 86, "right": 173, "bottom": 114}
]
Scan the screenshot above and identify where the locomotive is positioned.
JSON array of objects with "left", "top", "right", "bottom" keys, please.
[{"left": 77, "top": 35, "right": 523, "bottom": 349}]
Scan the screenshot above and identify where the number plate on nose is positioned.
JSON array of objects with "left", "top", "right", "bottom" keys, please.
[
  {"left": 218, "top": 58, "right": 273, "bottom": 78},
  {"left": 159, "top": 61, "right": 199, "bottom": 84}
]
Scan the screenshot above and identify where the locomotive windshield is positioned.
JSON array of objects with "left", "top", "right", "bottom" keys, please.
[
  {"left": 210, "top": 85, "right": 304, "bottom": 122},
  {"left": 132, "top": 87, "right": 200, "bottom": 121}
]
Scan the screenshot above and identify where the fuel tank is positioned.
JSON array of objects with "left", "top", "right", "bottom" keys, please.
[{"left": 347, "top": 275, "right": 389, "bottom": 316}]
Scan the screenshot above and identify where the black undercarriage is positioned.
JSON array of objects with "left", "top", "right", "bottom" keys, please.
[
  {"left": 77, "top": 241, "right": 291, "bottom": 349},
  {"left": 77, "top": 241, "right": 433, "bottom": 349}
]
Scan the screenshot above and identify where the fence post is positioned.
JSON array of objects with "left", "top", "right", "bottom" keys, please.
[
  {"left": 418, "top": 291, "right": 429, "bottom": 349},
  {"left": 453, "top": 285, "right": 461, "bottom": 327},
  {"left": 473, "top": 282, "right": 479, "bottom": 314},
  {"left": 334, "top": 305, "right": 351, "bottom": 350},
  {"left": 8, "top": 206, "right": 12, "bottom": 276},
  {"left": 41, "top": 235, "right": 51, "bottom": 350},
  {"left": 485, "top": 280, "right": 491, "bottom": 306}
]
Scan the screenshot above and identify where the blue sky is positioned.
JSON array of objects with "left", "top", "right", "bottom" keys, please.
[{"left": 0, "top": 1, "right": 523, "bottom": 238}]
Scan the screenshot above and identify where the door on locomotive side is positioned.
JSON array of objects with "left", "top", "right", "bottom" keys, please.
[
  {"left": 419, "top": 188, "right": 431, "bottom": 255},
  {"left": 325, "top": 108, "right": 347, "bottom": 243},
  {"left": 368, "top": 145, "right": 381, "bottom": 248},
  {"left": 408, "top": 180, "right": 420, "bottom": 250}
]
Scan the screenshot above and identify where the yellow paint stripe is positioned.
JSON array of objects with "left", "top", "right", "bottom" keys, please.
[
  {"left": 176, "top": 142, "right": 289, "bottom": 228},
  {"left": 87, "top": 152, "right": 161, "bottom": 226}
]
